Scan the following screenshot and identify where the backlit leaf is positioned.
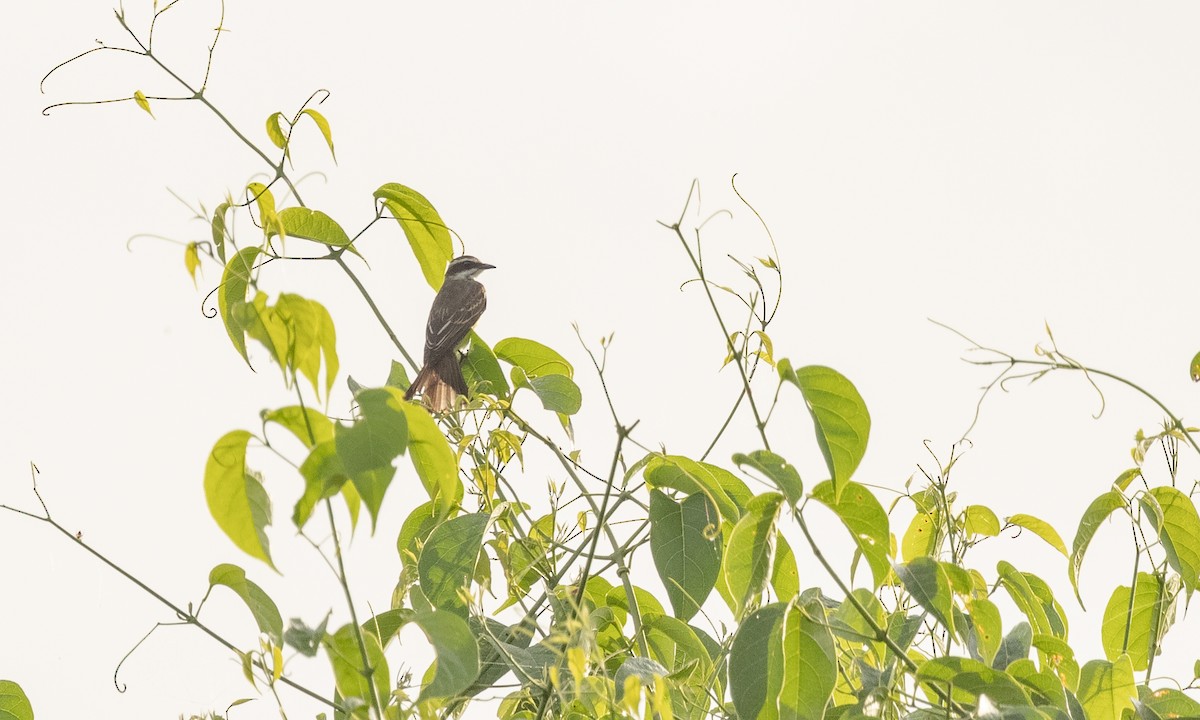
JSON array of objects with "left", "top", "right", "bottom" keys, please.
[
  {"left": 733, "top": 450, "right": 802, "bottom": 506},
  {"left": 419, "top": 513, "right": 490, "bottom": 615},
  {"left": 133, "top": 89, "right": 153, "bottom": 118},
  {"left": 723, "top": 493, "right": 784, "bottom": 617},
  {"left": 323, "top": 623, "right": 388, "bottom": 711},
  {"left": 897, "top": 557, "right": 955, "bottom": 638},
  {"left": 0, "top": 680, "right": 34, "bottom": 720},
  {"left": 917, "top": 656, "right": 1032, "bottom": 707},
  {"left": 398, "top": 402, "right": 462, "bottom": 517},
  {"left": 779, "top": 598, "right": 836, "bottom": 720},
  {"left": 964, "top": 505, "right": 1001, "bottom": 537},
  {"left": 211, "top": 201, "right": 230, "bottom": 262},
  {"left": 204, "top": 430, "right": 275, "bottom": 569},
  {"left": 1078, "top": 656, "right": 1136, "bottom": 720},
  {"left": 902, "top": 511, "right": 938, "bottom": 561},
  {"left": 184, "top": 242, "right": 200, "bottom": 286},
  {"left": 275, "top": 207, "right": 351, "bottom": 247},
  {"left": 779, "top": 361, "right": 870, "bottom": 501},
  {"left": 812, "top": 480, "right": 889, "bottom": 589},
  {"left": 462, "top": 332, "right": 510, "bottom": 398},
  {"left": 1008, "top": 514, "right": 1068, "bottom": 557},
  {"left": 263, "top": 405, "right": 334, "bottom": 449},
  {"left": 494, "top": 337, "right": 574, "bottom": 378},
  {"left": 374, "top": 183, "right": 453, "bottom": 290},
  {"left": 218, "top": 247, "right": 261, "bottom": 366},
  {"left": 525, "top": 373, "right": 582, "bottom": 415},
  {"left": 209, "top": 563, "right": 283, "bottom": 644},
  {"left": 301, "top": 108, "right": 336, "bottom": 162},
  {"left": 265, "top": 111, "right": 288, "bottom": 151},
  {"left": 1141, "top": 486, "right": 1200, "bottom": 597},
  {"left": 1069, "top": 490, "right": 1127, "bottom": 607},
  {"left": 411, "top": 609, "right": 480, "bottom": 701},
  {"left": 644, "top": 455, "right": 752, "bottom": 522},
  {"left": 649, "top": 490, "right": 722, "bottom": 621},
  {"left": 1101, "top": 573, "right": 1166, "bottom": 671}
]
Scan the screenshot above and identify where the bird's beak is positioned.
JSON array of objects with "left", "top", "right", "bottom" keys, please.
[{"left": 480, "top": 263, "right": 497, "bottom": 270}]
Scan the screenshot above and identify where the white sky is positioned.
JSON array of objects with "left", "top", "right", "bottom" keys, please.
[{"left": 4, "top": 2, "right": 1200, "bottom": 718}]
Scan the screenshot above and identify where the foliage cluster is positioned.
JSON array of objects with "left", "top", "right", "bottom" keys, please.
[{"left": 5, "top": 5, "right": 1200, "bottom": 720}]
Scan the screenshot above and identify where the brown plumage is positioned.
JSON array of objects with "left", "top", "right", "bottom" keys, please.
[{"left": 405, "top": 255, "right": 495, "bottom": 412}]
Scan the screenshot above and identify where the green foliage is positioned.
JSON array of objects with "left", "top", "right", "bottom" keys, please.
[
  {"left": 19, "top": 10, "right": 1200, "bottom": 720},
  {"left": 0, "top": 681, "right": 34, "bottom": 720}
]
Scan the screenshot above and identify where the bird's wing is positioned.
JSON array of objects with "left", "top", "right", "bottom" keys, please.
[{"left": 424, "top": 281, "right": 487, "bottom": 360}]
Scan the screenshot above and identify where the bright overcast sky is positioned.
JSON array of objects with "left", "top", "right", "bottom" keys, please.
[{"left": 4, "top": 2, "right": 1200, "bottom": 718}]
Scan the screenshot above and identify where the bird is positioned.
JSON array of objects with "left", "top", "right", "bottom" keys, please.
[{"left": 404, "top": 255, "right": 496, "bottom": 412}]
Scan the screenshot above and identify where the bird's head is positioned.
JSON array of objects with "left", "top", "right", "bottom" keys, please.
[{"left": 445, "top": 255, "right": 496, "bottom": 281}]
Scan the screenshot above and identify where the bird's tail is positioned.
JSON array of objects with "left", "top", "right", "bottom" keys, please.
[{"left": 404, "top": 354, "right": 468, "bottom": 412}]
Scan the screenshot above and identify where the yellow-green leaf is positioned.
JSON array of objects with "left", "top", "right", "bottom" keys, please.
[
  {"left": 209, "top": 563, "right": 284, "bottom": 644},
  {"left": 1008, "top": 513, "right": 1068, "bottom": 557},
  {"left": 184, "top": 241, "right": 200, "bottom": 286},
  {"left": 133, "top": 89, "right": 154, "bottom": 118},
  {"left": 218, "top": 247, "right": 261, "bottom": 366},
  {"left": 275, "top": 207, "right": 351, "bottom": 247},
  {"left": 265, "top": 111, "right": 288, "bottom": 153},
  {"left": 1077, "top": 656, "right": 1136, "bottom": 720},
  {"left": 204, "top": 430, "right": 276, "bottom": 569},
  {"left": 778, "top": 360, "right": 870, "bottom": 501},
  {"left": 302, "top": 108, "right": 336, "bottom": 162},
  {"left": 0, "top": 680, "right": 34, "bottom": 720},
  {"left": 374, "top": 183, "right": 453, "bottom": 290}
]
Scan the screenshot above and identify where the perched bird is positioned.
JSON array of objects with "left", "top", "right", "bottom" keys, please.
[{"left": 405, "top": 255, "right": 496, "bottom": 412}]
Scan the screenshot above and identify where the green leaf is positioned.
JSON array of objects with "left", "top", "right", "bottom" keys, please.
[
  {"left": 992, "top": 621, "right": 1032, "bottom": 670},
  {"left": 397, "top": 501, "right": 445, "bottom": 567},
  {"left": 964, "top": 505, "right": 1001, "bottom": 537},
  {"left": 897, "top": 557, "right": 955, "bottom": 637},
  {"left": 218, "top": 247, "right": 261, "bottom": 366},
  {"left": 605, "top": 584, "right": 667, "bottom": 620},
  {"left": 133, "top": 89, "right": 154, "bottom": 118},
  {"left": 209, "top": 563, "right": 284, "bottom": 644},
  {"left": 335, "top": 387, "right": 409, "bottom": 527},
  {"left": 917, "top": 657, "right": 1032, "bottom": 707},
  {"left": 1077, "top": 656, "right": 1136, "bottom": 720},
  {"left": 997, "top": 562, "right": 1063, "bottom": 640},
  {"left": 901, "top": 511, "right": 938, "bottom": 562},
  {"left": 723, "top": 493, "right": 784, "bottom": 617},
  {"left": 301, "top": 108, "right": 336, "bottom": 162},
  {"left": 418, "top": 513, "right": 490, "bottom": 615},
  {"left": 284, "top": 614, "right": 329, "bottom": 658},
  {"left": 275, "top": 207, "right": 352, "bottom": 247},
  {"left": 1069, "top": 490, "right": 1127, "bottom": 608},
  {"left": 263, "top": 405, "right": 334, "bottom": 449},
  {"left": 968, "top": 597, "right": 1003, "bottom": 666},
  {"left": 1141, "top": 687, "right": 1200, "bottom": 718},
  {"left": 649, "top": 490, "right": 722, "bottom": 621},
  {"left": 494, "top": 337, "right": 574, "bottom": 378},
  {"left": 779, "top": 599, "right": 837, "bottom": 720},
  {"left": 729, "top": 603, "right": 785, "bottom": 720},
  {"left": 1141, "top": 486, "right": 1200, "bottom": 597},
  {"left": 1191, "top": 351, "right": 1200, "bottom": 382},
  {"left": 523, "top": 373, "right": 582, "bottom": 415},
  {"left": 0, "top": 680, "right": 33, "bottom": 720},
  {"left": 733, "top": 450, "right": 803, "bottom": 506},
  {"left": 184, "top": 242, "right": 200, "bottom": 286},
  {"left": 323, "top": 623, "right": 389, "bottom": 711},
  {"left": 410, "top": 610, "right": 480, "bottom": 701},
  {"left": 1100, "top": 573, "right": 1166, "bottom": 671},
  {"left": 204, "top": 430, "right": 275, "bottom": 569},
  {"left": 265, "top": 111, "right": 288, "bottom": 151},
  {"left": 385, "top": 359, "right": 411, "bottom": 393},
  {"left": 273, "top": 293, "right": 340, "bottom": 400},
  {"left": 374, "top": 183, "right": 453, "bottom": 290},
  {"left": 398, "top": 403, "right": 462, "bottom": 518},
  {"left": 778, "top": 361, "right": 870, "bottom": 501},
  {"left": 1008, "top": 514, "right": 1069, "bottom": 557},
  {"left": 644, "top": 455, "right": 752, "bottom": 523},
  {"left": 772, "top": 533, "right": 800, "bottom": 601},
  {"left": 246, "top": 182, "right": 280, "bottom": 237},
  {"left": 811, "top": 480, "right": 889, "bottom": 589},
  {"left": 462, "top": 332, "right": 510, "bottom": 398},
  {"left": 292, "top": 440, "right": 347, "bottom": 530},
  {"left": 211, "top": 201, "right": 230, "bottom": 263}
]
